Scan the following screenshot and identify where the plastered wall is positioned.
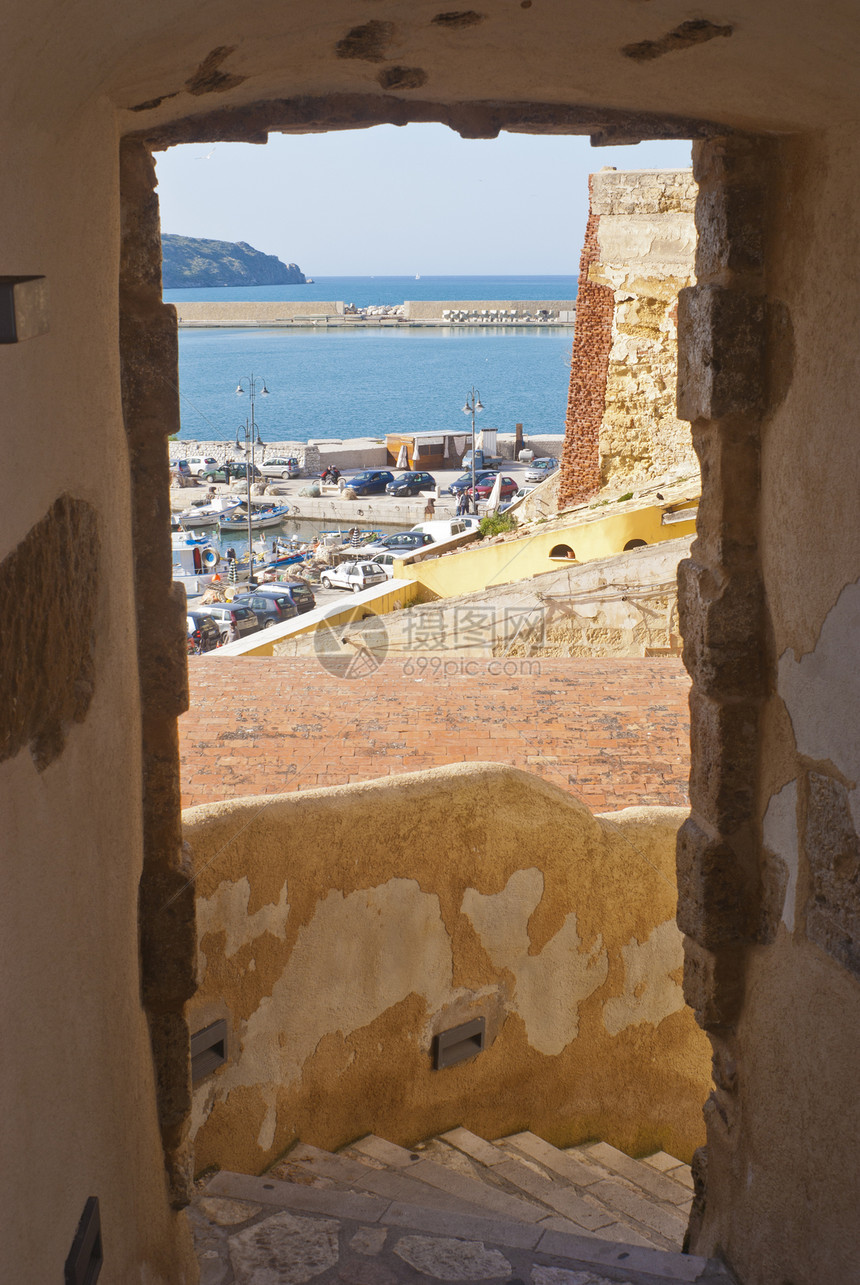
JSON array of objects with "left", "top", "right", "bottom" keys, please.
[
  {"left": 184, "top": 763, "right": 710, "bottom": 1174},
  {"left": 0, "top": 109, "right": 196, "bottom": 1285}
]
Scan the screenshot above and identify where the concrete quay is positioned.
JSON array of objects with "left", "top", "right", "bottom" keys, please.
[
  {"left": 170, "top": 480, "right": 459, "bottom": 529},
  {"left": 173, "top": 298, "right": 576, "bottom": 329}
]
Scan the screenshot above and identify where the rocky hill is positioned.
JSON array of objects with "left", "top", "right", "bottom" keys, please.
[{"left": 161, "top": 235, "right": 306, "bottom": 288}]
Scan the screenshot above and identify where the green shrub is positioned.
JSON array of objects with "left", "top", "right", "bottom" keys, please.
[{"left": 479, "top": 512, "right": 518, "bottom": 538}]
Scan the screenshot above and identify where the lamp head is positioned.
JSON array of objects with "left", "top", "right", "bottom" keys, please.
[
  {"left": 235, "top": 384, "right": 244, "bottom": 395},
  {"left": 261, "top": 384, "right": 270, "bottom": 396},
  {"left": 462, "top": 403, "right": 471, "bottom": 415},
  {"left": 475, "top": 399, "right": 484, "bottom": 413}
]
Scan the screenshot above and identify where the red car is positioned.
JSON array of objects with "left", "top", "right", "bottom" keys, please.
[{"left": 466, "top": 475, "right": 519, "bottom": 500}]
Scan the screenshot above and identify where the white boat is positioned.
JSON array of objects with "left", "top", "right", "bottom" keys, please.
[
  {"left": 219, "top": 502, "right": 290, "bottom": 531},
  {"left": 176, "top": 495, "right": 243, "bottom": 528},
  {"left": 172, "top": 530, "right": 222, "bottom": 597}
]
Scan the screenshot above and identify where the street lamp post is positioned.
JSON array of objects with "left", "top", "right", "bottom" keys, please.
[
  {"left": 235, "top": 374, "right": 270, "bottom": 586},
  {"left": 462, "top": 386, "right": 483, "bottom": 515}
]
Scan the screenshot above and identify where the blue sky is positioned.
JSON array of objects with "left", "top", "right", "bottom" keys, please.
[{"left": 155, "top": 125, "right": 691, "bottom": 276}]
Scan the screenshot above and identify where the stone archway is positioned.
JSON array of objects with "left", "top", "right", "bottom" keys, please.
[{"left": 119, "top": 112, "right": 774, "bottom": 1252}]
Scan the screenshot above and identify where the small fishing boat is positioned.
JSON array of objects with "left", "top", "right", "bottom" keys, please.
[
  {"left": 176, "top": 494, "right": 243, "bottom": 528},
  {"left": 260, "top": 535, "right": 312, "bottom": 571},
  {"left": 219, "top": 502, "right": 291, "bottom": 531}
]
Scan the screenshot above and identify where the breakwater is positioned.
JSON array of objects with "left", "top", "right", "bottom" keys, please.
[{"left": 174, "top": 299, "right": 576, "bottom": 328}]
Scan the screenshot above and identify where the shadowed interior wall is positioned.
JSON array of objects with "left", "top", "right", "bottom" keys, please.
[
  {"left": 676, "top": 132, "right": 860, "bottom": 1285},
  {"left": 184, "top": 764, "right": 709, "bottom": 1175},
  {"left": 0, "top": 102, "right": 196, "bottom": 1285}
]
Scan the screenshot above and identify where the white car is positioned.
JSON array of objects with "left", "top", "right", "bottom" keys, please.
[
  {"left": 320, "top": 560, "right": 389, "bottom": 594},
  {"left": 260, "top": 456, "right": 301, "bottom": 480},
  {"left": 524, "top": 456, "right": 559, "bottom": 483},
  {"left": 370, "top": 552, "right": 397, "bottom": 579},
  {"left": 187, "top": 454, "right": 218, "bottom": 477}
]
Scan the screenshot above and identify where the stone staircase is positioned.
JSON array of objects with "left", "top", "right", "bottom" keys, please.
[{"left": 191, "top": 1128, "right": 733, "bottom": 1284}]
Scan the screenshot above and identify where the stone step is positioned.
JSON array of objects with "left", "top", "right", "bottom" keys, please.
[
  {"left": 403, "top": 1157, "right": 553, "bottom": 1224},
  {"left": 427, "top": 1134, "right": 665, "bottom": 1250},
  {"left": 348, "top": 1133, "right": 422, "bottom": 1168},
  {"left": 589, "top": 1177, "right": 690, "bottom": 1244},
  {"left": 283, "top": 1141, "right": 505, "bottom": 1217},
  {"left": 491, "top": 1155, "right": 617, "bottom": 1232},
  {"left": 497, "top": 1129, "right": 606, "bottom": 1187},
  {"left": 643, "top": 1150, "right": 695, "bottom": 1191},
  {"left": 580, "top": 1140, "right": 694, "bottom": 1206}
]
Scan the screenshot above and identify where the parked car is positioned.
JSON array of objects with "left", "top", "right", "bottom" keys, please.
[
  {"left": 347, "top": 470, "right": 395, "bottom": 496},
  {"left": 385, "top": 471, "right": 436, "bottom": 496},
  {"left": 201, "top": 461, "right": 262, "bottom": 483},
  {"left": 447, "top": 471, "right": 496, "bottom": 496},
  {"left": 362, "top": 531, "right": 435, "bottom": 556},
  {"left": 187, "top": 454, "right": 218, "bottom": 477},
  {"left": 193, "top": 603, "right": 260, "bottom": 644},
  {"left": 320, "top": 561, "right": 389, "bottom": 593},
  {"left": 256, "top": 580, "right": 316, "bottom": 614},
  {"left": 369, "top": 552, "right": 397, "bottom": 578},
  {"left": 410, "top": 517, "right": 480, "bottom": 539},
  {"left": 260, "top": 456, "right": 301, "bottom": 480},
  {"left": 230, "top": 592, "right": 298, "bottom": 629},
  {"left": 524, "top": 456, "right": 559, "bottom": 483},
  {"left": 170, "top": 458, "right": 192, "bottom": 479},
  {"left": 466, "top": 475, "right": 520, "bottom": 500},
  {"left": 186, "top": 611, "right": 221, "bottom": 653}
]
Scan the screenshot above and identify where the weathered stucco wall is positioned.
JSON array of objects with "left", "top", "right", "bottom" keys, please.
[
  {"left": 591, "top": 168, "right": 699, "bottom": 487},
  {"left": 184, "top": 763, "right": 709, "bottom": 1175}
]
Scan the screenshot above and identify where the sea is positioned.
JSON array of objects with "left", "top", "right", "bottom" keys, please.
[{"left": 164, "top": 275, "right": 577, "bottom": 444}]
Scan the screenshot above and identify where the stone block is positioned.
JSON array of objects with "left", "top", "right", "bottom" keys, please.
[
  {"left": 677, "top": 558, "right": 766, "bottom": 700},
  {"left": 694, "top": 181, "right": 765, "bottom": 283},
  {"left": 687, "top": 689, "right": 758, "bottom": 833},
  {"left": 677, "top": 284, "right": 766, "bottom": 422},
  {"left": 681, "top": 938, "right": 746, "bottom": 1030},
  {"left": 688, "top": 423, "right": 760, "bottom": 570},
  {"left": 676, "top": 817, "right": 753, "bottom": 948},
  {"left": 802, "top": 772, "right": 860, "bottom": 977}
]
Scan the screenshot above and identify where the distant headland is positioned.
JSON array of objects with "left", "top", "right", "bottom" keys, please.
[{"left": 161, "top": 235, "right": 307, "bottom": 288}]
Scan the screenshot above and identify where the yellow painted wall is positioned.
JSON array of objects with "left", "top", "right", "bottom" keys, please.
[
  {"left": 184, "top": 763, "right": 709, "bottom": 1176},
  {"left": 222, "top": 580, "right": 421, "bottom": 657},
  {"left": 396, "top": 501, "right": 697, "bottom": 599}
]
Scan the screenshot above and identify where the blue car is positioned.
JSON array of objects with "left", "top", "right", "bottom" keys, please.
[
  {"left": 348, "top": 470, "right": 395, "bottom": 496},
  {"left": 385, "top": 471, "right": 436, "bottom": 496},
  {"left": 447, "top": 471, "right": 495, "bottom": 496}
]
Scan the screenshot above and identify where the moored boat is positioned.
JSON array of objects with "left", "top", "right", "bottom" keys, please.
[
  {"left": 220, "top": 502, "right": 291, "bottom": 531},
  {"left": 177, "top": 494, "right": 243, "bottom": 528},
  {"left": 172, "top": 530, "right": 223, "bottom": 597}
]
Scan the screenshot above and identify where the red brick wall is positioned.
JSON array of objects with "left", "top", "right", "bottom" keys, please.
[{"left": 559, "top": 176, "right": 615, "bottom": 508}]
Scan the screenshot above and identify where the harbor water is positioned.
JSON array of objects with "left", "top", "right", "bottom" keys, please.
[{"left": 166, "top": 276, "right": 577, "bottom": 444}]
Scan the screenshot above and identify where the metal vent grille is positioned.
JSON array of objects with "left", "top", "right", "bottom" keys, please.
[
  {"left": 432, "top": 1017, "right": 485, "bottom": 1070},
  {"left": 191, "top": 1018, "right": 228, "bottom": 1083}
]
